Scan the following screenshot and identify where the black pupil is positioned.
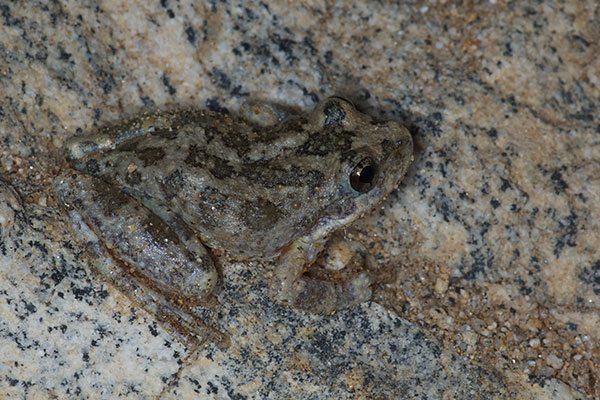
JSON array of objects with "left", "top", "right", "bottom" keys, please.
[
  {"left": 359, "top": 165, "right": 375, "bottom": 183},
  {"left": 350, "top": 159, "right": 377, "bottom": 193}
]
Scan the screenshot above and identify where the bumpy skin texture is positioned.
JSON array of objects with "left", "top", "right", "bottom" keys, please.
[{"left": 53, "top": 97, "right": 413, "bottom": 345}]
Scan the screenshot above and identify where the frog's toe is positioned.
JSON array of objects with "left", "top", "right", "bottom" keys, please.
[
  {"left": 342, "top": 272, "right": 373, "bottom": 305},
  {"left": 272, "top": 271, "right": 374, "bottom": 315}
]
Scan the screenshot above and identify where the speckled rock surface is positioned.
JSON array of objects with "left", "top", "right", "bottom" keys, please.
[{"left": 0, "top": 1, "right": 597, "bottom": 398}]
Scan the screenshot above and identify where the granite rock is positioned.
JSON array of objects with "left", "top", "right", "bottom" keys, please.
[{"left": 0, "top": 1, "right": 596, "bottom": 398}]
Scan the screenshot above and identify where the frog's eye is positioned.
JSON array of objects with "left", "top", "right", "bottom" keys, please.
[{"left": 350, "top": 157, "right": 378, "bottom": 193}]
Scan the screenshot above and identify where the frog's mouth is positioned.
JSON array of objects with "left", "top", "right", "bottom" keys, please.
[{"left": 320, "top": 198, "right": 359, "bottom": 223}]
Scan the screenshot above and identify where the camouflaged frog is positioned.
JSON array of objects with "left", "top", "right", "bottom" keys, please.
[{"left": 53, "top": 97, "right": 413, "bottom": 347}]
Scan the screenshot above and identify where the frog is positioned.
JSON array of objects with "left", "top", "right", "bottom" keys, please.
[{"left": 53, "top": 97, "right": 413, "bottom": 348}]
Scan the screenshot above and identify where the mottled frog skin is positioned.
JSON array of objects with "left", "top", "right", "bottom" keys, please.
[{"left": 53, "top": 97, "right": 413, "bottom": 347}]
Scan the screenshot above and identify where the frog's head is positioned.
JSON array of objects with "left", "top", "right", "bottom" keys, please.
[{"left": 307, "top": 97, "right": 413, "bottom": 239}]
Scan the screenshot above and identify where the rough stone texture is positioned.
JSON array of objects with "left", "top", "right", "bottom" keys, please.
[{"left": 0, "top": 1, "right": 596, "bottom": 398}]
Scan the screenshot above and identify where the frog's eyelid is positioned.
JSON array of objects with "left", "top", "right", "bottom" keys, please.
[{"left": 327, "top": 96, "right": 354, "bottom": 107}]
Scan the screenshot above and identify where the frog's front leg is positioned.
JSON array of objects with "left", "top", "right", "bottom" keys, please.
[
  {"left": 53, "top": 172, "right": 228, "bottom": 347},
  {"left": 271, "top": 235, "right": 375, "bottom": 314}
]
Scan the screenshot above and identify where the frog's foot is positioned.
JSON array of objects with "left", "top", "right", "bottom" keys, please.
[
  {"left": 288, "top": 271, "right": 372, "bottom": 314},
  {"left": 271, "top": 237, "right": 374, "bottom": 314},
  {"left": 53, "top": 172, "right": 229, "bottom": 348}
]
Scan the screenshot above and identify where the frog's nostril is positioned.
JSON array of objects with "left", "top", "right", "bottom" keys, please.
[{"left": 350, "top": 158, "right": 378, "bottom": 193}]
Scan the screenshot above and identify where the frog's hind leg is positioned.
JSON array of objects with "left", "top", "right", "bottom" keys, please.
[
  {"left": 271, "top": 237, "right": 374, "bottom": 314},
  {"left": 53, "top": 171, "right": 229, "bottom": 349},
  {"left": 87, "top": 244, "right": 229, "bottom": 349}
]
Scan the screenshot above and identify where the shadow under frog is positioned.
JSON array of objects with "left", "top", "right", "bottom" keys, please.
[{"left": 53, "top": 97, "right": 413, "bottom": 348}]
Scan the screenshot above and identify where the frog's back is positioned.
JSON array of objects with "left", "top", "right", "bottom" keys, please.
[{"left": 68, "top": 110, "right": 335, "bottom": 258}]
